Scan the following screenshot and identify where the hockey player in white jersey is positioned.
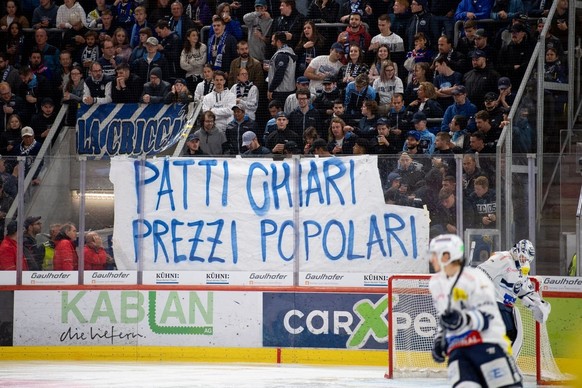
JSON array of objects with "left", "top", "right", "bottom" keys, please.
[
  {"left": 429, "top": 234, "right": 523, "bottom": 388},
  {"left": 477, "top": 239, "right": 551, "bottom": 357}
]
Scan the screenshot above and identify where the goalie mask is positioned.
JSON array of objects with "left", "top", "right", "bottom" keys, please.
[
  {"left": 429, "top": 234, "right": 464, "bottom": 268},
  {"left": 511, "top": 239, "right": 535, "bottom": 266}
]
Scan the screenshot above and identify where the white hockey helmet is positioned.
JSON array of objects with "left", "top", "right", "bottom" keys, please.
[
  {"left": 429, "top": 234, "right": 465, "bottom": 266},
  {"left": 511, "top": 239, "right": 535, "bottom": 265}
]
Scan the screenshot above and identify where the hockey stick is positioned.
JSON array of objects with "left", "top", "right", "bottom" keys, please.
[{"left": 439, "top": 241, "right": 474, "bottom": 350}]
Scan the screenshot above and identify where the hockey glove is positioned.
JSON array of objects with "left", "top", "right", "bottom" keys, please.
[
  {"left": 522, "top": 294, "right": 551, "bottom": 323},
  {"left": 440, "top": 309, "right": 468, "bottom": 331},
  {"left": 431, "top": 332, "right": 446, "bottom": 363}
]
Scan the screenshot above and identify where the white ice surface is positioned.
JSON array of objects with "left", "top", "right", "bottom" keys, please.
[{"left": 0, "top": 361, "right": 557, "bottom": 387}]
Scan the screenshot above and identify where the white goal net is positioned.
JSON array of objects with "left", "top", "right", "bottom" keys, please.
[{"left": 386, "top": 274, "right": 567, "bottom": 384}]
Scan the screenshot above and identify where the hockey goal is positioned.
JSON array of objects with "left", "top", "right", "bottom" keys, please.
[{"left": 385, "top": 274, "right": 567, "bottom": 384}]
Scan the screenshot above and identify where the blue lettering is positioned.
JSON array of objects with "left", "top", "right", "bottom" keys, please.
[
  {"left": 230, "top": 220, "right": 237, "bottom": 264},
  {"left": 346, "top": 220, "right": 364, "bottom": 260},
  {"left": 187, "top": 220, "right": 205, "bottom": 262},
  {"left": 323, "top": 159, "right": 346, "bottom": 205},
  {"left": 132, "top": 219, "right": 151, "bottom": 263},
  {"left": 322, "top": 220, "right": 346, "bottom": 260},
  {"left": 222, "top": 160, "right": 229, "bottom": 206},
  {"left": 270, "top": 162, "right": 292, "bottom": 210},
  {"left": 171, "top": 219, "right": 186, "bottom": 263},
  {"left": 156, "top": 159, "right": 176, "bottom": 211},
  {"left": 260, "top": 220, "right": 277, "bottom": 262},
  {"left": 152, "top": 219, "right": 170, "bottom": 263},
  {"left": 198, "top": 159, "right": 218, "bottom": 206},
  {"left": 206, "top": 219, "right": 225, "bottom": 263},
  {"left": 134, "top": 160, "right": 159, "bottom": 213},
  {"left": 278, "top": 220, "right": 294, "bottom": 261},
  {"left": 248, "top": 163, "right": 270, "bottom": 216},
  {"left": 303, "top": 220, "right": 322, "bottom": 261},
  {"left": 383, "top": 213, "right": 408, "bottom": 257},
  {"left": 172, "top": 159, "right": 195, "bottom": 210},
  {"left": 304, "top": 160, "right": 324, "bottom": 207},
  {"left": 367, "top": 215, "right": 386, "bottom": 258}
]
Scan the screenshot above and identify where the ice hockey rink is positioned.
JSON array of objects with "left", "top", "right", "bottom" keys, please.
[{"left": 0, "top": 361, "right": 573, "bottom": 387}]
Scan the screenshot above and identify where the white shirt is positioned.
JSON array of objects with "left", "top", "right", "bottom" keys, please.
[
  {"left": 306, "top": 55, "right": 342, "bottom": 94},
  {"left": 371, "top": 32, "right": 405, "bottom": 54},
  {"left": 202, "top": 89, "right": 236, "bottom": 132}
]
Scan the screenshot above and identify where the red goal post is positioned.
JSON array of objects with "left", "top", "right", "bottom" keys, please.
[{"left": 385, "top": 274, "right": 567, "bottom": 385}]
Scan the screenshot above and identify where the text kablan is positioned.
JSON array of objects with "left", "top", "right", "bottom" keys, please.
[
  {"left": 206, "top": 273, "right": 229, "bottom": 280},
  {"left": 156, "top": 272, "right": 180, "bottom": 279},
  {"left": 363, "top": 274, "right": 389, "bottom": 281}
]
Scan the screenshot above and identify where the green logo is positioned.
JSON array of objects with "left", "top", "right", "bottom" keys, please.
[
  {"left": 346, "top": 295, "right": 388, "bottom": 349},
  {"left": 61, "top": 291, "right": 214, "bottom": 335}
]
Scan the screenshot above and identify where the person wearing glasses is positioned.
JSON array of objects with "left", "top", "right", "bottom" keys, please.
[{"left": 82, "top": 61, "right": 112, "bottom": 105}]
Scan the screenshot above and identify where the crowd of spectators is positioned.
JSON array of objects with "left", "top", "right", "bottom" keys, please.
[{"left": 0, "top": 0, "right": 573, "bottom": 267}]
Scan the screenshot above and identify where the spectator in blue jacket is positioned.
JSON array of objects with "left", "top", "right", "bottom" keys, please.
[
  {"left": 455, "top": 0, "right": 494, "bottom": 21},
  {"left": 441, "top": 85, "right": 477, "bottom": 133}
]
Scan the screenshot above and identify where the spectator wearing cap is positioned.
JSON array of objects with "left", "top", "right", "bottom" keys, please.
[
  {"left": 310, "top": 138, "right": 331, "bottom": 157},
  {"left": 304, "top": 43, "right": 344, "bottom": 95},
  {"left": 406, "top": 0, "right": 439, "bottom": 51},
  {"left": 313, "top": 76, "right": 341, "bottom": 119},
  {"left": 267, "top": 31, "right": 297, "bottom": 105},
  {"left": 433, "top": 57, "right": 463, "bottom": 110},
  {"left": 23, "top": 215, "right": 44, "bottom": 270},
  {"left": 462, "top": 49, "right": 499, "bottom": 110},
  {"left": 497, "top": 22, "right": 534, "bottom": 87},
  {"left": 226, "top": 103, "right": 258, "bottom": 154},
  {"left": 288, "top": 88, "right": 322, "bottom": 139},
  {"left": 432, "top": 35, "right": 468, "bottom": 74},
  {"left": 184, "top": 133, "right": 205, "bottom": 156},
  {"left": 265, "top": 111, "right": 301, "bottom": 154},
  {"left": 483, "top": 92, "right": 504, "bottom": 129},
  {"left": 155, "top": 19, "right": 183, "bottom": 81},
  {"left": 207, "top": 15, "right": 238, "bottom": 74},
  {"left": 404, "top": 130, "right": 425, "bottom": 157},
  {"left": 165, "top": 78, "right": 193, "bottom": 104},
  {"left": 497, "top": 76, "right": 515, "bottom": 110},
  {"left": 228, "top": 40, "right": 265, "bottom": 93},
  {"left": 455, "top": 20, "right": 477, "bottom": 57},
  {"left": 405, "top": 111, "right": 435, "bottom": 154},
  {"left": 441, "top": 85, "right": 477, "bottom": 133},
  {"left": 133, "top": 36, "right": 170, "bottom": 84},
  {"left": 243, "top": 0, "right": 274, "bottom": 62},
  {"left": 193, "top": 110, "right": 228, "bottom": 155},
  {"left": 201, "top": 70, "right": 237, "bottom": 132},
  {"left": 242, "top": 130, "right": 271, "bottom": 156},
  {"left": 455, "top": 0, "right": 493, "bottom": 21},
  {"left": 472, "top": 29, "right": 496, "bottom": 68},
  {"left": 344, "top": 73, "right": 376, "bottom": 120},
  {"left": 10, "top": 126, "right": 42, "bottom": 185},
  {"left": 29, "top": 97, "right": 57, "bottom": 143},
  {"left": 111, "top": 63, "right": 143, "bottom": 103},
  {"left": 229, "top": 68, "right": 259, "bottom": 121},
  {"left": 82, "top": 61, "right": 112, "bottom": 105},
  {"left": 0, "top": 220, "right": 27, "bottom": 271},
  {"left": 284, "top": 76, "right": 312, "bottom": 114},
  {"left": 141, "top": 67, "right": 171, "bottom": 104},
  {"left": 390, "top": 151, "right": 425, "bottom": 191}
]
